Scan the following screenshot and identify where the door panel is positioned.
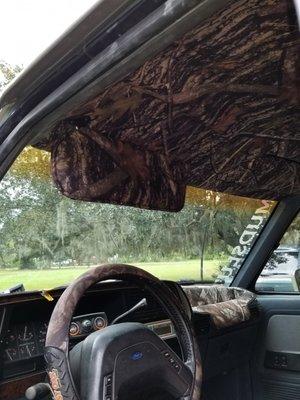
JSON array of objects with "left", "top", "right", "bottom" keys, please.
[
  {"left": 253, "top": 296, "right": 300, "bottom": 400},
  {"left": 266, "top": 315, "right": 300, "bottom": 354}
]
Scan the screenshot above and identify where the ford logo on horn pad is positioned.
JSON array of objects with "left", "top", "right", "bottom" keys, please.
[{"left": 131, "top": 351, "right": 143, "bottom": 361}]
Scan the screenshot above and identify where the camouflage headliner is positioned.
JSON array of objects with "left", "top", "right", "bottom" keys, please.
[{"left": 37, "top": 0, "right": 300, "bottom": 206}]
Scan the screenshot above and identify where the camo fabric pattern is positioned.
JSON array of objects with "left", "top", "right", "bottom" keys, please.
[
  {"left": 50, "top": 122, "right": 185, "bottom": 211},
  {"left": 183, "top": 285, "right": 256, "bottom": 329},
  {"left": 39, "top": 0, "right": 300, "bottom": 206}
]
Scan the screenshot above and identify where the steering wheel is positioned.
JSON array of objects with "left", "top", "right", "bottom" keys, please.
[{"left": 45, "top": 264, "right": 202, "bottom": 400}]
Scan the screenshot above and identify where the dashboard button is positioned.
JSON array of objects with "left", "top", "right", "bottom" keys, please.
[
  {"left": 94, "top": 316, "right": 106, "bottom": 330},
  {"left": 163, "top": 351, "right": 170, "bottom": 358},
  {"left": 82, "top": 319, "right": 92, "bottom": 332},
  {"left": 104, "top": 375, "right": 113, "bottom": 399},
  {"left": 174, "top": 363, "right": 180, "bottom": 371},
  {"left": 106, "top": 385, "right": 112, "bottom": 395},
  {"left": 69, "top": 322, "right": 80, "bottom": 336}
]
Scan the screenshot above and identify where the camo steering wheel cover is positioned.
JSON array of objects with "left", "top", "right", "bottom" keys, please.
[{"left": 44, "top": 264, "right": 202, "bottom": 400}]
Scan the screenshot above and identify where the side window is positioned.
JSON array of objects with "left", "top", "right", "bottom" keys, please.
[{"left": 256, "top": 213, "right": 300, "bottom": 293}]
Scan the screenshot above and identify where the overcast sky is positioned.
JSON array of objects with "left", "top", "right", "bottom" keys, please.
[
  {"left": 1, "top": 0, "right": 300, "bottom": 68},
  {"left": 0, "top": 0, "right": 98, "bottom": 67}
]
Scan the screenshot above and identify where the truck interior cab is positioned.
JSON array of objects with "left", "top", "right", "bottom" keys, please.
[{"left": 0, "top": 1, "right": 299, "bottom": 399}]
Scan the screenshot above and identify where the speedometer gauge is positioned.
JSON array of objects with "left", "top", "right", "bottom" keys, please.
[
  {"left": 36, "top": 321, "right": 48, "bottom": 352},
  {"left": 19, "top": 343, "right": 37, "bottom": 358},
  {"left": 17, "top": 324, "right": 34, "bottom": 343},
  {"left": 4, "top": 328, "right": 17, "bottom": 346},
  {"left": 37, "top": 322, "right": 48, "bottom": 340},
  {"left": 4, "top": 348, "right": 19, "bottom": 362}
]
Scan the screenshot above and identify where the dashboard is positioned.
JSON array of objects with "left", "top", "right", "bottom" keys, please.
[
  {"left": 0, "top": 280, "right": 260, "bottom": 400},
  {"left": 0, "top": 281, "right": 183, "bottom": 382},
  {"left": 2, "top": 313, "right": 175, "bottom": 365},
  {"left": 3, "top": 313, "right": 109, "bottom": 364}
]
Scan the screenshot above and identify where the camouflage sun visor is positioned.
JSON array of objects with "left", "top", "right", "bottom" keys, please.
[{"left": 51, "top": 122, "right": 186, "bottom": 211}]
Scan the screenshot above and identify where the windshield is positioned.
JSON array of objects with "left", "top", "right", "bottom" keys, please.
[
  {"left": 0, "top": 147, "right": 276, "bottom": 293},
  {"left": 263, "top": 250, "right": 299, "bottom": 275},
  {"left": 0, "top": 0, "right": 98, "bottom": 69}
]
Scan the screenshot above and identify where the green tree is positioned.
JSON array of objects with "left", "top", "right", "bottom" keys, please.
[{"left": 0, "top": 60, "right": 22, "bottom": 93}]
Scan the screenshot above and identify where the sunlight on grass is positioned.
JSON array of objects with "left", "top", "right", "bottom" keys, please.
[{"left": 0, "top": 259, "right": 224, "bottom": 291}]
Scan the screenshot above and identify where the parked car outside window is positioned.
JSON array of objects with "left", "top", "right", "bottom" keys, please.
[{"left": 256, "top": 214, "right": 300, "bottom": 293}]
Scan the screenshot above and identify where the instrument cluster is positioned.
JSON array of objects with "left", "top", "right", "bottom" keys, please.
[
  {"left": 3, "top": 321, "right": 47, "bottom": 363},
  {"left": 2, "top": 312, "right": 108, "bottom": 364}
]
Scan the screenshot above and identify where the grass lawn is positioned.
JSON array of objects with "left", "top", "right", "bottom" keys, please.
[{"left": 0, "top": 259, "right": 224, "bottom": 291}]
